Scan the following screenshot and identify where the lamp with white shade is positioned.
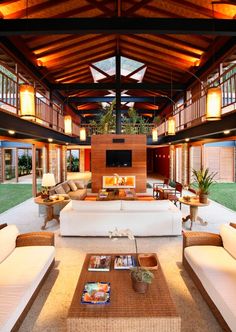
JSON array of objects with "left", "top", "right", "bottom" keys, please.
[{"left": 41, "top": 173, "right": 56, "bottom": 201}]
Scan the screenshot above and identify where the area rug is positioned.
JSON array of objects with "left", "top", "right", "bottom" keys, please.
[{"left": 18, "top": 234, "right": 222, "bottom": 332}]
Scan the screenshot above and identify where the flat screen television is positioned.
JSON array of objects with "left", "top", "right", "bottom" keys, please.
[{"left": 106, "top": 150, "right": 132, "bottom": 167}]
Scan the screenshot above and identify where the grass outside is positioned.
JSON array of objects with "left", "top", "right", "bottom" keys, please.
[
  {"left": 209, "top": 183, "right": 236, "bottom": 212},
  {"left": 0, "top": 184, "right": 33, "bottom": 214},
  {"left": 0, "top": 182, "right": 236, "bottom": 214}
]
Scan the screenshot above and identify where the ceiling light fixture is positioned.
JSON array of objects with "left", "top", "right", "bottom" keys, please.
[
  {"left": 64, "top": 115, "right": 72, "bottom": 135},
  {"left": 8, "top": 130, "right": 15, "bottom": 135},
  {"left": 80, "top": 127, "right": 86, "bottom": 141},
  {"left": 185, "top": 138, "right": 190, "bottom": 142},
  {"left": 224, "top": 130, "right": 230, "bottom": 134},
  {"left": 48, "top": 138, "right": 53, "bottom": 143},
  {"left": 19, "top": 84, "right": 36, "bottom": 120},
  {"left": 152, "top": 128, "right": 158, "bottom": 142}
]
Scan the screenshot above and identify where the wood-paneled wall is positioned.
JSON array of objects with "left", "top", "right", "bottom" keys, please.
[{"left": 91, "top": 135, "right": 147, "bottom": 193}]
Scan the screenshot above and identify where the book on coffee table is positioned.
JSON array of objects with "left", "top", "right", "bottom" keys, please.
[
  {"left": 114, "top": 255, "right": 136, "bottom": 270},
  {"left": 88, "top": 255, "right": 111, "bottom": 271}
]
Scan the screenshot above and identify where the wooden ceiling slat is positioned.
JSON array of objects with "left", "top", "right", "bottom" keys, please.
[
  {"left": 168, "top": 0, "right": 232, "bottom": 19},
  {"left": 45, "top": 40, "right": 116, "bottom": 67},
  {"left": 56, "top": 70, "right": 91, "bottom": 83},
  {"left": 121, "top": 40, "right": 193, "bottom": 69},
  {"left": 38, "top": 36, "right": 115, "bottom": 62},
  {"left": 4, "top": 0, "right": 69, "bottom": 19},
  {"left": 121, "top": 35, "right": 200, "bottom": 63},
  {"left": 128, "top": 34, "right": 202, "bottom": 60},
  {"left": 53, "top": 64, "right": 90, "bottom": 79},
  {"left": 124, "top": 0, "right": 154, "bottom": 16},
  {"left": 86, "top": 0, "right": 114, "bottom": 16},
  {"left": 50, "top": 48, "right": 115, "bottom": 75},
  {"left": 33, "top": 35, "right": 102, "bottom": 57}
]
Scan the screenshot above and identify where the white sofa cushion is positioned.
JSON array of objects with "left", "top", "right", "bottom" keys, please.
[
  {"left": 121, "top": 199, "right": 173, "bottom": 211},
  {"left": 0, "top": 225, "right": 19, "bottom": 264},
  {"left": 184, "top": 245, "right": 236, "bottom": 331},
  {"left": 71, "top": 200, "right": 121, "bottom": 211},
  {"left": 0, "top": 245, "right": 55, "bottom": 332},
  {"left": 220, "top": 224, "right": 236, "bottom": 259}
]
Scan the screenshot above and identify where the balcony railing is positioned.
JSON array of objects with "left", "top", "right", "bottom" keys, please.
[{"left": 0, "top": 62, "right": 236, "bottom": 140}]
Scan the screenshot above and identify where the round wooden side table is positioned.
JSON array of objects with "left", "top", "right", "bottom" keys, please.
[{"left": 179, "top": 197, "right": 209, "bottom": 230}]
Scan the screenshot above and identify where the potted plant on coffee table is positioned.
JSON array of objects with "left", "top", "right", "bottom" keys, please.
[
  {"left": 192, "top": 167, "right": 217, "bottom": 204},
  {"left": 109, "top": 228, "right": 154, "bottom": 293}
]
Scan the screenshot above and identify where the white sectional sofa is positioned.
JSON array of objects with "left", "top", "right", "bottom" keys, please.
[
  {"left": 60, "top": 199, "right": 182, "bottom": 236},
  {"left": 183, "top": 223, "right": 236, "bottom": 332},
  {"left": 0, "top": 225, "right": 55, "bottom": 332}
]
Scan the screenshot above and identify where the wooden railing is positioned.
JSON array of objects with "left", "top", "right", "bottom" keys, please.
[{"left": 1, "top": 63, "right": 236, "bottom": 139}]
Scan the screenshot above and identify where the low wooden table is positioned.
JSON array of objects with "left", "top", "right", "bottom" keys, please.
[
  {"left": 67, "top": 254, "right": 181, "bottom": 332},
  {"left": 97, "top": 188, "right": 137, "bottom": 201},
  {"left": 34, "top": 196, "right": 68, "bottom": 230},
  {"left": 179, "top": 197, "right": 209, "bottom": 230}
]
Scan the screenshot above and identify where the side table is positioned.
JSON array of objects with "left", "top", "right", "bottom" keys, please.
[
  {"left": 179, "top": 197, "right": 209, "bottom": 230},
  {"left": 34, "top": 196, "right": 69, "bottom": 230}
]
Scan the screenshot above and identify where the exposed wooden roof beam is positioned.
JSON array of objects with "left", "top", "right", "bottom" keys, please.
[
  {"left": 0, "top": 18, "right": 236, "bottom": 35},
  {"left": 51, "top": 82, "right": 185, "bottom": 91},
  {"left": 69, "top": 96, "right": 163, "bottom": 103}
]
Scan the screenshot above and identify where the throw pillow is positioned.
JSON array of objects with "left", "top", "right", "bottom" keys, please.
[
  {"left": 220, "top": 224, "right": 236, "bottom": 259},
  {"left": 55, "top": 186, "right": 66, "bottom": 195},
  {"left": 62, "top": 182, "right": 71, "bottom": 193},
  {"left": 0, "top": 225, "right": 19, "bottom": 263},
  {"left": 74, "top": 180, "right": 85, "bottom": 189},
  {"left": 68, "top": 180, "right": 77, "bottom": 192}
]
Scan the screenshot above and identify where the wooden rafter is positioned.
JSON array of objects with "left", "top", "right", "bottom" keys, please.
[
  {"left": 86, "top": 0, "right": 114, "bottom": 16},
  {"left": 124, "top": 0, "right": 154, "bottom": 16}
]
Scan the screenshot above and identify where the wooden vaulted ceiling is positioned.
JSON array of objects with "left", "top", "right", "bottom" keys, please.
[{"left": 0, "top": 0, "right": 236, "bottom": 120}]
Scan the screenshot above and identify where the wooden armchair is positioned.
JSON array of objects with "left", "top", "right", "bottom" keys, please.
[
  {"left": 153, "top": 178, "right": 170, "bottom": 199},
  {"left": 167, "top": 182, "right": 183, "bottom": 209}
]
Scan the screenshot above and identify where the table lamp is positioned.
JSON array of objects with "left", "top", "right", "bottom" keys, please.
[{"left": 41, "top": 173, "right": 56, "bottom": 202}]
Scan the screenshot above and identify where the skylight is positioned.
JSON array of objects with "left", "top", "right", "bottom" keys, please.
[{"left": 90, "top": 56, "right": 145, "bottom": 83}]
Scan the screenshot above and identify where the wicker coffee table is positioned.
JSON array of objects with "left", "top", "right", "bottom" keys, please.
[{"left": 67, "top": 254, "right": 181, "bottom": 332}]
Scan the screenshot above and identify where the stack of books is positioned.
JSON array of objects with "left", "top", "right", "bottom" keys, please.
[
  {"left": 98, "top": 190, "right": 109, "bottom": 199},
  {"left": 88, "top": 255, "right": 111, "bottom": 271},
  {"left": 114, "top": 255, "right": 136, "bottom": 270}
]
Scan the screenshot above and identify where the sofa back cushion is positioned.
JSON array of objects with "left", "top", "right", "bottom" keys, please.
[
  {"left": 55, "top": 185, "right": 66, "bottom": 195},
  {"left": 68, "top": 180, "right": 77, "bottom": 192},
  {"left": 62, "top": 182, "right": 71, "bottom": 193},
  {"left": 0, "top": 225, "right": 19, "bottom": 263},
  {"left": 220, "top": 224, "right": 236, "bottom": 259},
  {"left": 72, "top": 200, "right": 121, "bottom": 211},
  {"left": 74, "top": 180, "right": 85, "bottom": 189},
  {"left": 121, "top": 200, "right": 171, "bottom": 211}
]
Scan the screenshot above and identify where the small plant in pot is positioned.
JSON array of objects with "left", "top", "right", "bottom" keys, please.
[
  {"left": 192, "top": 167, "right": 217, "bottom": 204},
  {"left": 109, "top": 228, "right": 154, "bottom": 294},
  {"left": 130, "top": 267, "right": 154, "bottom": 293}
]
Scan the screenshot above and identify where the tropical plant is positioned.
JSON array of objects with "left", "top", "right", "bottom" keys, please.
[{"left": 192, "top": 167, "right": 217, "bottom": 195}]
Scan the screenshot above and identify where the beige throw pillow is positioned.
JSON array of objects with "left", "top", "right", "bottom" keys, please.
[
  {"left": 0, "top": 225, "right": 19, "bottom": 263},
  {"left": 62, "top": 182, "right": 71, "bottom": 193},
  {"left": 68, "top": 180, "right": 77, "bottom": 192},
  {"left": 74, "top": 180, "right": 85, "bottom": 189},
  {"left": 55, "top": 186, "right": 66, "bottom": 195},
  {"left": 220, "top": 224, "right": 236, "bottom": 259}
]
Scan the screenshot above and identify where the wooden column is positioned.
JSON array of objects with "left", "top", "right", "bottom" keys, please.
[
  {"left": 115, "top": 41, "right": 121, "bottom": 134},
  {"left": 32, "top": 144, "right": 37, "bottom": 197}
]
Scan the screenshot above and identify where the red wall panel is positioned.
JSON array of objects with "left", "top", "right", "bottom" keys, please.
[
  {"left": 154, "top": 146, "right": 170, "bottom": 178},
  {"left": 84, "top": 149, "right": 91, "bottom": 171}
]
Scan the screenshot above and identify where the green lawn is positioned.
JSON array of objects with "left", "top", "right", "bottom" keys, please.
[
  {"left": 209, "top": 183, "right": 236, "bottom": 212},
  {"left": 0, "top": 184, "right": 34, "bottom": 214}
]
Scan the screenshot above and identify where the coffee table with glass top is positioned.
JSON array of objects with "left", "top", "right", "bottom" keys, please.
[{"left": 67, "top": 253, "right": 181, "bottom": 332}]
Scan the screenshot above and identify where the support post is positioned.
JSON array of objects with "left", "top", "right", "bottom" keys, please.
[{"left": 116, "top": 43, "right": 121, "bottom": 134}]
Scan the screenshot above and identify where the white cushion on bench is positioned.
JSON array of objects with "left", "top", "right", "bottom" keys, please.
[
  {"left": 0, "top": 245, "right": 55, "bottom": 332},
  {"left": 184, "top": 245, "right": 236, "bottom": 331},
  {"left": 0, "top": 225, "right": 19, "bottom": 264}
]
